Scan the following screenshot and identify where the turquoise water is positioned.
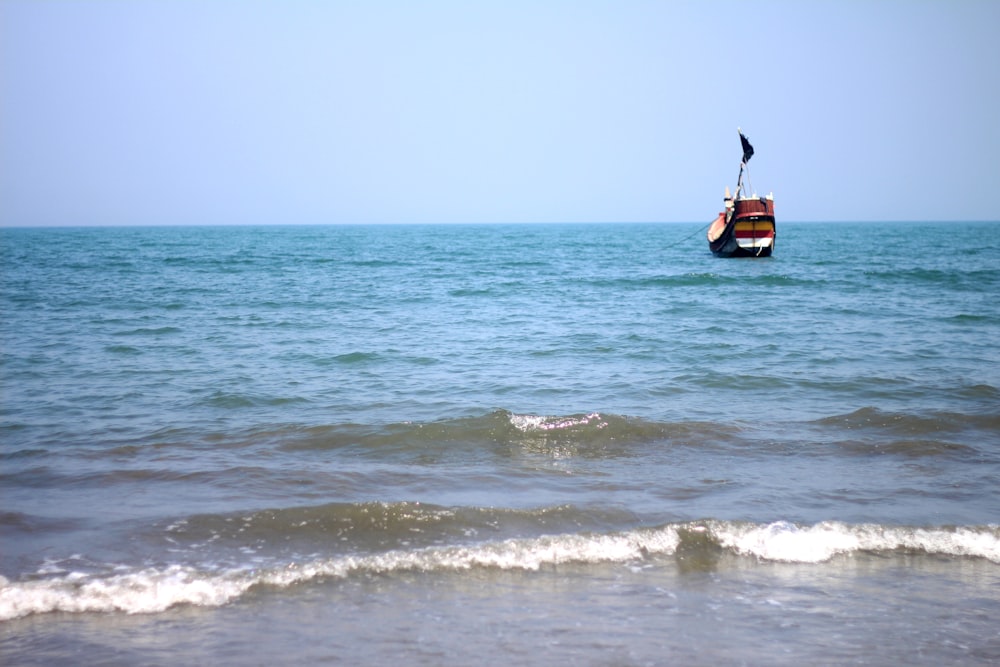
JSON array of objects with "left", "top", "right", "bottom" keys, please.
[{"left": 2, "top": 222, "right": 999, "bottom": 665}]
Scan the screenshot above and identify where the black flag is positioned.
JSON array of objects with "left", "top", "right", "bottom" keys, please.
[{"left": 740, "top": 130, "right": 754, "bottom": 164}]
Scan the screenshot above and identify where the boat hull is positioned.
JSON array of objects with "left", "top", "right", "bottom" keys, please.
[{"left": 708, "top": 197, "right": 775, "bottom": 257}]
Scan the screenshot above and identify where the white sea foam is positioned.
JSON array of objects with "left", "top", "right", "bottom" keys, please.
[
  {"left": 2, "top": 522, "right": 996, "bottom": 620},
  {"left": 712, "top": 521, "right": 1000, "bottom": 563},
  {"left": 0, "top": 565, "right": 253, "bottom": 621},
  {"left": 508, "top": 412, "right": 606, "bottom": 432},
  {"left": 0, "top": 528, "right": 677, "bottom": 620}
]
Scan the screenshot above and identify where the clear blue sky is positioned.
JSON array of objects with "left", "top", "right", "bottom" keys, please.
[{"left": 2, "top": 1, "right": 998, "bottom": 226}]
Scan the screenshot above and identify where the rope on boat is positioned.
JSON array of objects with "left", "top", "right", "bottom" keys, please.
[{"left": 664, "top": 222, "right": 712, "bottom": 249}]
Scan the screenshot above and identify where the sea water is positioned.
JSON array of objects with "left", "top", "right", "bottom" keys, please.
[{"left": 1, "top": 222, "right": 998, "bottom": 665}]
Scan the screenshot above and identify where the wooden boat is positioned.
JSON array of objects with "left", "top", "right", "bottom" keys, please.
[{"left": 707, "top": 129, "right": 775, "bottom": 257}]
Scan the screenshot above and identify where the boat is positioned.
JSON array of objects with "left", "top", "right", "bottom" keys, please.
[{"left": 707, "top": 129, "right": 775, "bottom": 257}]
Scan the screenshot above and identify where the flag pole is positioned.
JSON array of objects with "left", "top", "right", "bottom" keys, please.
[{"left": 735, "top": 127, "right": 754, "bottom": 198}]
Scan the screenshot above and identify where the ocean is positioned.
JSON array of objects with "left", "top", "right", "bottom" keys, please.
[{"left": 1, "top": 221, "right": 998, "bottom": 665}]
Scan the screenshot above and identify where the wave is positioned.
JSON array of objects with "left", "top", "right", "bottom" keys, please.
[
  {"left": 585, "top": 273, "right": 822, "bottom": 290},
  {"left": 112, "top": 326, "right": 182, "bottom": 336},
  {"left": 2, "top": 518, "right": 996, "bottom": 621},
  {"left": 202, "top": 391, "right": 312, "bottom": 409},
  {"left": 6, "top": 405, "right": 990, "bottom": 466},
  {"left": 811, "top": 406, "right": 1000, "bottom": 439},
  {"left": 158, "top": 502, "right": 638, "bottom": 554},
  {"left": 862, "top": 266, "right": 1000, "bottom": 290},
  {"left": 264, "top": 410, "right": 750, "bottom": 464},
  {"left": 255, "top": 406, "right": 997, "bottom": 459}
]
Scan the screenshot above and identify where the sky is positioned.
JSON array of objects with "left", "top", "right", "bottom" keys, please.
[{"left": 1, "top": 0, "right": 998, "bottom": 226}]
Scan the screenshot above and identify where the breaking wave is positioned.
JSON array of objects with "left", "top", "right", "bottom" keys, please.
[{"left": 2, "top": 519, "right": 996, "bottom": 621}]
